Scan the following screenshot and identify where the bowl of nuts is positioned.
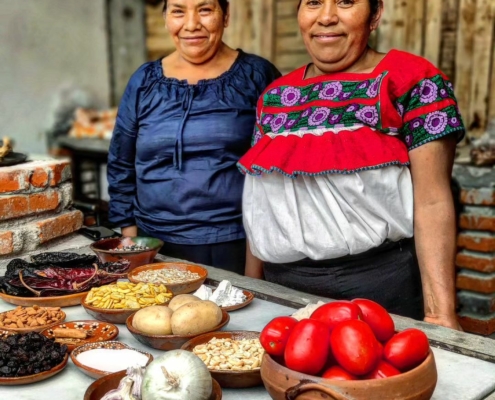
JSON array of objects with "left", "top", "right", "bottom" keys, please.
[
  {"left": 81, "top": 281, "right": 173, "bottom": 324},
  {"left": 0, "top": 306, "right": 66, "bottom": 333},
  {"left": 128, "top": 262, "right": 208, "bottom": 295},
  {"left": 181, "top": 331, "right": 264, "bottom": 388},
  {"left": 90, "top": 236, "right": 164, "bottom": 272}
]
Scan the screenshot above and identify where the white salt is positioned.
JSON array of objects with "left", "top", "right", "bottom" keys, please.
[{"left": 76, "top": 349, "right": 149, "bottom": 373}]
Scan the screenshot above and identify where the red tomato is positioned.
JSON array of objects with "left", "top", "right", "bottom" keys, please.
[
  {"left": 352, "top": 299, "right": 395, "bottom": 342},
  {"left": 384, "top": 329, "right": 430, "bottom": 371},
  {"left": 284, "top": 319, "right": 330, "bottom": 375},
  {"left": 330, "top": 320, "right": 378, "bottom": 376},
  {"left": 375, "top": 340, "right": 384, "bottom": 359},
  {"left": 310, "top": 301, "right": 362, "bottom": 333},
  {"left": 362, "top": 360, "right": 401, "bottom": 380},
  {"left": 260, "top": 316, "right": 299, "bottom": 356},
  {"left": 322, "top": 365, "right": 357, "bottom": 381}
]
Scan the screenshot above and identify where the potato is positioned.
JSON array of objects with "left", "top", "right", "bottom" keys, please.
[
  {"left": 171, "top": 300, "right": 222, "bottom": 335},
  {"left": 133, "top": 305, "right": 173, "bottom": 335},
  {"left": 168, "top": 294, "right": 201, "bottom": 312}
]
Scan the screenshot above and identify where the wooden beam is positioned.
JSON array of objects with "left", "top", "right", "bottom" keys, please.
[
  {"left": 252, "top": 0, "right": 276, "bottom": 60},
  {"left": 469, "top": 0, "right": 495, "bottom": 137},
  {"left": 376, "top": 0, "right": 394, "bottom": 53},
  {"left": 424, "top": 0, "right": 443, "bottom": 65},
  {"left": 405, "top": 0, "right": 426, "bottom": 56},
  {"left": 455, "top": 0, "right": 477, "bottom": 130},
  {"left": 391, "top": 0, "right": 407, "bottom": 51},
  {"left": 107, "top": 0, "right": 147, "bottom": 106},
  {"left": 440, "top": 0, "right": 460, "bottom": 81}
]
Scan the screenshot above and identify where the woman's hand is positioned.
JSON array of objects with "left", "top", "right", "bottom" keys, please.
[
  {"left": 424, "top": 314, "right": 462, "bottom": 331},
  {"left": 121, "top": 225, "right": 138, "bottom": 237}
]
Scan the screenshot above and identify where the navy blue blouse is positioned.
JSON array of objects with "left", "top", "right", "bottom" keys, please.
[{"left": 107, "top": 51, "right": 280, "bottom": 244}]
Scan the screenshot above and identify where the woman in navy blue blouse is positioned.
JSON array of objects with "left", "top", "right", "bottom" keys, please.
[{"left": 107, "top": 0, "right": 280, "bottom": 274}]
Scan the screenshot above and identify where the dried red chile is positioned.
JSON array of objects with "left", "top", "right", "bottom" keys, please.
[{"left": 0, "top": 332, "right": 67, "bottom": 377}]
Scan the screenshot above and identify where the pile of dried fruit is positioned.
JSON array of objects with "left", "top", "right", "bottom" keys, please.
[
  {"left": 0, "top": 306, "right": 64, "bottom": 329},
  {"left": 85, "top": 281, "right": 172, "bottom": 309},
  {"left": 0, "top": 332, "right": 67, "bottom": 377}
]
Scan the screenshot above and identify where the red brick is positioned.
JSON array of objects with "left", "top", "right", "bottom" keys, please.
[
  {"left": 0, "top": 191, "right": 60, "bottom": 221},
  {"left": 30, "top": 167, "right": 49, "bottom": 188},
  {"left": 456, "top": 270, "right": 495, "bottom": 294},
  {"left": 461, "top": 188, "right": 495, "bottom": 206},
  {"left": 459, "top": 214, "right": 495, "bottom": 232},
  {"left": 457, "top": 232, "right": 495, "bottom": 252},
  {"left": 0, "top": 170, "right": 29, "bottom": 194},
  {"left": 456, "top": 250, "right": 495, "bottom": 273},
  {"left": 49, "top": 161, "right": 71, "bottom": 186},
  {"left": 458, "top": 312, "right": 495, "bottom": 336},
  {"left": 0, "top": 231, "right": 14, "bottom": 255},
  {"left": 37, "top": 210, "right": 83, "bottom": 243}
]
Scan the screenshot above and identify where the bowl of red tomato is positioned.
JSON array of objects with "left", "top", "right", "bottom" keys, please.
[{"left": 259, "top": 299, "right": 437, "bottom": 400}]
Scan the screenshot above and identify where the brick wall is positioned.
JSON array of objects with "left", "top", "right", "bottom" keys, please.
[
  {"left": 0, "top": 159, "right": 83, "bottom": 257},
  {"left": 453, "top": 164, "right": 495, "bottom": 335}
]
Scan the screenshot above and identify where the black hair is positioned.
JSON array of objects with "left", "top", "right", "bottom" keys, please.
[
  {"left": 163, "top": 0, "right": 229, "bottom": 15},
  {"left": 297, "top": 0, "right": 381, "bottom": 19}
]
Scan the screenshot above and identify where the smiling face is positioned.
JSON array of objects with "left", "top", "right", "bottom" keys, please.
[
  {"left": 164, "top": 0, "right": 229, "bottom": 64},
  {"left": 298, "top": 0, "right": 382, "bottom": 73}
]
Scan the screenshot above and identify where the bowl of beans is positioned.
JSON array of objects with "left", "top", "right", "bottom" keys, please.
[
  {"left": 90, "top": 236, "right": 164, "bottom": 271},
  {"left": 128, "top": 262, "right": 208, "bottom": 295},
  {"left": 81, "top": 281, "right": 173, "bottom": 324}
]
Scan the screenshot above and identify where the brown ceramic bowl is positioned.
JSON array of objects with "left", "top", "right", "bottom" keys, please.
[
  {"left": 261, "top": 351, "right": 437, "bottom": 400},
  {"left": 126, "top": 309, "right": 230, "bottom": 351},
  {"left": 81, "top": 293, "right": 140, "bottom": 324},
  {"left": 0, "top": 353, "right": 69, "bottom": 386},
  {"left": 0, "top": 291, "right": 88, "bottom": 307},
  {"left": 128, "top": 262, "right": 208, "bottom": 295},
  {"left": 181, "top": 330, "right": 263, "bottom": 388},
  {"left": 90, "top": 236, "right": 164, "bottom": 272},
  {"left": 0, "top": 307, "right": 66, "bottom": 333},
  {"left": 84, "top": 369, "right": 222, "bottom": 400},
  {"left": 221, "top": 290, "right": 255, "bottom": 312},
  {"left": 71, "top": 341, "right": 153, "bottom": 380},
  {"left": 40, "top": 320, "right": 119, "bottom": 352}
]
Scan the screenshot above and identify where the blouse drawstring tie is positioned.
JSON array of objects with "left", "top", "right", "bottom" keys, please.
[{"left": 174, "top": 86, "right": 195, "bottom": 170}]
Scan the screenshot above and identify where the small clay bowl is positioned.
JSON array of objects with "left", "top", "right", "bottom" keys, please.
[
  {"left": 221, "top": 290, "right": 255, "bottom": 312},
  {"left": 0, "top": 353, "right": 69, "bottom": 386},
  {"left": 0, "top": 291, "right": 88, "bottom": 308},
  {"left": 90, "top": 236, "right": 164, "bottom": 272},
  {"left": 84, "top": 370, "right": 222, "bottom": 400},
  {"left": 81, "top": 294, "right": 140, "bottom": 324},
  {"left": 128, "top": 262, "right": 208, "bottom": 295},
  {"left": 71, "top": 341, "right": 153, "bottom": 380},
  {"left": 181, "top": 330, "right": 263, "bottom": 388},
  {"left": 126, "top": 309, "right": 230, "bottom": 351},
  {"left": 0, "top": 307, "right": 66, "bottom": 333},
  {"left": 40, "top": 320, "right": 119, "bottom": 352},
  {"left": 260, "top": 351, "right": 437, "bottom": 400}
]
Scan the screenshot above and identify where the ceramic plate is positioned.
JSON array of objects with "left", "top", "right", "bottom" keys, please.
[
  {"left": 0, "top": 353, "right": 69, "bottom": 386},
  {"left": 41, "top": 320, "right": 119, "bottom": 352},
  {"left": 0, "top": 152, "right": 27, "bottom": 167},
  {"left": 221, "top": 290, "right": 255, "bottom": 312},
  {"left": 0, "top": 307, "right": 66, "bottom": 333},
  {"left": 0, "top": 291, "right": 88, "bottom": 308}
]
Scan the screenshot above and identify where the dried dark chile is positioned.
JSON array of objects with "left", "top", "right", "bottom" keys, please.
[{"left": 0, "top": 333, "right": 67, "bottom": 378}]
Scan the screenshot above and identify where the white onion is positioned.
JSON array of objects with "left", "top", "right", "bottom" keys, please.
[{"left": 141, "top": 350, "right": 212, "bottom": 400}]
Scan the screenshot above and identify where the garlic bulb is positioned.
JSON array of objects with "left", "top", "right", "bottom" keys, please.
[
  {"left": 101, "top": 376, "right": 137, "bottom": 400},
  {"left": 141, "top": 350, "right": 212, "bottom": 400}
]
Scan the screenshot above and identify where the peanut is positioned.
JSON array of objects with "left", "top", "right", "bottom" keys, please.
[
  {"left": 192, "top": 337, "right": 264, "bottom": 371},
  {"left": 0, "top": 306, "right": 64, "bottom": 329},
  {"left": 85, "top": 282, "right": 173, "bottom": 310}
]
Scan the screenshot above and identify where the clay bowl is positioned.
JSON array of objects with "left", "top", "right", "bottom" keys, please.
[
  {"left": 71, "top": 341, "right": 153, "bottom": 380},
  {"left": 261, "top": 351, "right": 437, "bottom": 400},
  {"left": 0, "top": 307, "right": 66, "bottom": 333},
  {"left": 126, "top": 309, "right": 230, "bottom": 351},
  {"left": 81, "top": 293, "right": 141, "bottom": 324},
  {"left": 181, "top": 330, "right": 263, "bottom": 388},
  {"left": 221, "top": 290, "right": 255, "bottom": 312},
  {"left": 0, "top": 291, "right": 88, "bottom": 307},
  {"left": 40, "top": 320, "right": 119, "bottom": 353},
  {"left": 90, "top": 236, "right": 163, "bottom": 272},
  {"left": 0, "top": 353, "right": 69, "bottom": 386},
  {"left": 84, "top": 369, "right": 222, "bottom": 400},
  {"left": 128, "top": 262, "right": 208, "bottom": 295}
]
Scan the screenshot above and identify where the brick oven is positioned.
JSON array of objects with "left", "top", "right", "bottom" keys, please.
[
  {"left": 454, "top": 164, "right": 495, "bottom": 336},
  {"left": 0, "top": 159, "right": 83, "bottom": 257}
]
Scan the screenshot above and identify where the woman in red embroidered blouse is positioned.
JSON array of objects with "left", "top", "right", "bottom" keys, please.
[{"left": 238, "top": 0, "right": 464, "bottom": 329}]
